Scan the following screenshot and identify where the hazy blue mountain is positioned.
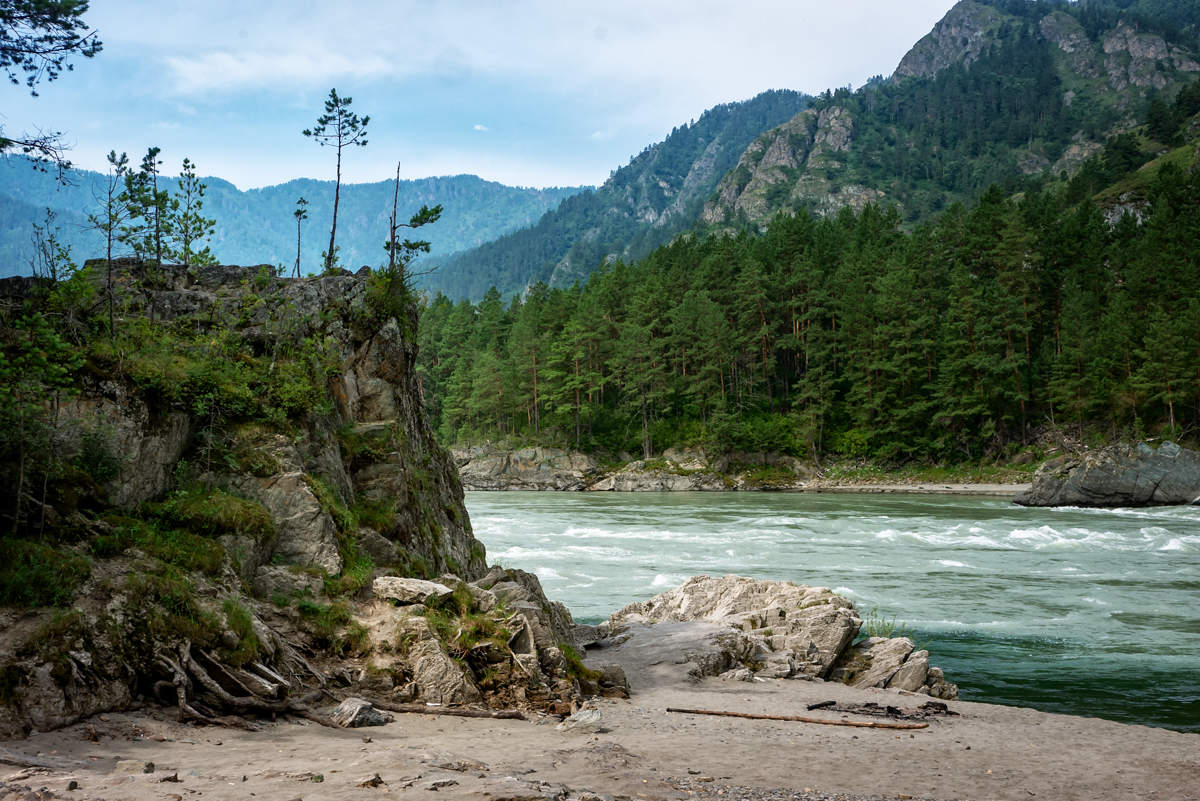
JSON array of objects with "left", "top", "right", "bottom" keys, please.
[{"left": 0, "top": 157, "right": 584, "bottom": 277}]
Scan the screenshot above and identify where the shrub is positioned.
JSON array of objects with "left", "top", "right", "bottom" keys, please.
[{"left": 0, "top": 539, "right": 90, "bottom": 608}]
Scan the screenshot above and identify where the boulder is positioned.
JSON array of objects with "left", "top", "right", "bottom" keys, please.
[
  {"left": 473, "top": 567, "right": 576, "bottom": 646},
  {"left": 1015, "top": 441, "right": 1200, "bottom": 507},
  {"left": 888, "top": 649, "right": 930, "bottom": 692},
  {"left": 607, "top": 576, "right": 954, "bottom": 694},
  {"left": 233, "top": 470, "right": 341, "bottom": 574},
  {"left": 408, "top": 640, "right": 482, "bottom": 704},
  {"left": 828, "top": 636, "right": 915, "bottom": 688},
  {"left": 556, "top": 707, "right": 604, "bottom": 733},
  {"left": 329, "top": 697, "right": 393, "bottom": 728},
  {"left": 373, "top": 576, "right": 453, "bottom": 605},
  {"left": 355, "top": 527, "right": 402, "bottom": 566},
  {"left": 252, "top": 564, "right": 324, "bottom": 600}
]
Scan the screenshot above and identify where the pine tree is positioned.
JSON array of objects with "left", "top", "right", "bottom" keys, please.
[
  {"left": 303, "top": 88, "right": 368, "bottom": 272},
  {"left": 166, "top": 157, "right": 216, "bottom": 269}
]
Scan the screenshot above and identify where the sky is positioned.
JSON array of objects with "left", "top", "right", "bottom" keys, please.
[{"left": 5, "top": 1, "right": 958, "bottom": 190}]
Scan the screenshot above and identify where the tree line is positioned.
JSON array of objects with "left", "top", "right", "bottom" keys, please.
[{"left": 418, "top": 159, "right": 1200, "bottom": 462}]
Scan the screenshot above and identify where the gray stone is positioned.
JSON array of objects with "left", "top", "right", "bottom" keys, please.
[
  {"left": 355, "top": 528, "right": 402, "bottom": 566},
  {"left": 408, "top": 640, "right": 482, "bottom": 704},
  {"left": 373, "top": 576, "right": 453, "bottom": 605},
  {"left": 555, "top": 707, "right": 603, "bottom": 733},
  {"left": 234, "top": 469, "right": 341, "bottom": 574},
  {"left": 252, "top": 564, "right": 324, "bottom": 600},
  {"left": 329, "top": 698, "right": 393, "bottom": 728},
  {"left": 888, "top": 650, "right": 931, "bottom": 692},
  {"left": 1015, "top": 441, "right": 1200, "bottom": 507},
  {"left": 828, "top": 637, "right": 915, "bottom": 688}
]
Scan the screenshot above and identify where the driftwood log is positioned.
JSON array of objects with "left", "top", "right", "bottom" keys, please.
[
  {"left": 666, "top": 706, "right": 930, "bottom": 730},
  {"left": 367, "top": 698, "right": 526, "bottom": 720}
]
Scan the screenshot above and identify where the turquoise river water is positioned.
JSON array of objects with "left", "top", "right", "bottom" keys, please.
[{"left": 466, "top": 491, "right": 1200, "bottom": 732}]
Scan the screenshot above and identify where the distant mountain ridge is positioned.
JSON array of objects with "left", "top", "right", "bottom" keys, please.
[
  {"left": 421, "top": 89, "right": 812, "bottom": 299},
  {"left": 0, "top": 159, "right": 584, "bottom": 278}
]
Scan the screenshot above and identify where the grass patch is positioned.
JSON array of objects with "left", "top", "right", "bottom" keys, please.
[
  {"left": 0, "top": 539, "right": 90, "bottom": 608},
  {"left": 324, "top": 534, "right": 374, "bottom": 597},
  {"left": 154, "top": 486, "right": 275, "bottom": 543},
  {"left": 304, "top": 475, "right": 356, "bottom": 533},
  {"left": 93, "top": 515, "right": 226, "bottom": 575},
  {"left": 220, "top": 599, "right": 261, "bottom": 667},
  {"left": 124, "top": 568, "right": 221, "bottom": 647},
  {"left": 297, "top": 599, "right": 361, "bottom": 654},
  {"left": 858, "top": 606, "right": 911, "bottom": 640},
  {"left": 559, "top": 642, "right": 602, "bottom": 682}
]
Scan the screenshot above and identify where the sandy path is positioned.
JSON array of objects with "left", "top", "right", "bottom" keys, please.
[{"left": 2, "top": 630, "right": 1196, "bottom": 801}]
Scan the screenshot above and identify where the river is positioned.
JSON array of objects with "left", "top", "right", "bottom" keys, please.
[{"left": 466, "top": 490, "right": 1200, "bottom": 732}]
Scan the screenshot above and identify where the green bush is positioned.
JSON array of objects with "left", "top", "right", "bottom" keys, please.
[{"left": 0, "top": 539, "right": 90, "bottom": 607}]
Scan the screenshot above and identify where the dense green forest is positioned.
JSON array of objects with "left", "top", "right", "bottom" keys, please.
[
  {"left": 421, "top": 90, "right": 811, "bottom": 300},
  {"left": 417, "top": 92, "right": 1200, "bottom": 462},
  {"left": 0, "top": 158, "right": 582, "bottom": 278}
]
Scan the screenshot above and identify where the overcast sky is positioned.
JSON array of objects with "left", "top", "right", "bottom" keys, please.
[{"left": 5, "top": 1, "right": 957, "bottom": 189}]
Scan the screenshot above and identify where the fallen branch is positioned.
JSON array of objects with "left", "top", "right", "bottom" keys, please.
[
  {"left": 367, "top": 699, "right": 525, "bottom": 720},
  {"left": 665, "top": 706, "right": 929, "bottom": 730}
]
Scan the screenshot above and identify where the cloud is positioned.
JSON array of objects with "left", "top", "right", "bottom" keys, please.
[
  {"left": 163, "top": 50, "right": 394, "bottom": 94},
  {"left": 473, "top": 124, "right": 489, "bottom": 132}
]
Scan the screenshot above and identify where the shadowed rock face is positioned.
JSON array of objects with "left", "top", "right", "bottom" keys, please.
[{"left": 1015, "top": 442, "right": 1200, "bottom": 508}]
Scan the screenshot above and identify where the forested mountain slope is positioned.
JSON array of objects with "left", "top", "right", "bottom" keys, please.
[
  {"left": 420, "top": 90, "right": 811, "bottom": 300},
  {"left": 703, "top": 0, "right": 1200, "bottom": 226},
  {"left": 0, "top": 158, "right": 582, "bottom": 277},
  {"left": 417, "top": 79, "right": 1200, "bottom": 462}
]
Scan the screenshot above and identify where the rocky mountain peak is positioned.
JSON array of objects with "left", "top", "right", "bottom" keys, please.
[{"left": 893, "top": 0, "right": 1006, "bottom": 81}]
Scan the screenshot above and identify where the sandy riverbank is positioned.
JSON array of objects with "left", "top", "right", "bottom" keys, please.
[{"left": 2, "top": 627, "right": 1195, "bottom": 801}]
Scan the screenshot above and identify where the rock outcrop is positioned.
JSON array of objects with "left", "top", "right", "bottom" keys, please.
[
  {"left": 453, "top": 443, "right": 811, "bottom": 492},
  {"left": 0, "top": 261, "right": 486, "bottom": 737},
  {"left": 360, "top": 567, "right": 621, "bottom": 709},
  {"left": 607, "top": 576, "right": 956, "bottom": 698},
  {"left": 453, "top": 445, "right": 599, "bottom": 490},
  {"left": 1015, "top": 441, "right": 1200, "bottom": 507}
]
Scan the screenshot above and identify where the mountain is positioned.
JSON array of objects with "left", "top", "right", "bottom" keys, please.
[
  {"left": 702, "top": 0, "right": 1200, "bottom": 227},
  {"left": 0, "top": 158, "right": 584, "bottom": 277},
  {"left": 421, "top": 89, "right": 811, "bottom": 300},
  {"left": 426, "top": 0, "right": 1200, "bottom": 301}
]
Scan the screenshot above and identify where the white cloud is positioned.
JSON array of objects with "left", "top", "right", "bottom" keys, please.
[
  {"left": 473, "top": 124, "right": 489, "bottom": 132},
  {"left": 98, "top": 1, "right": 952, "bottom": 104}
]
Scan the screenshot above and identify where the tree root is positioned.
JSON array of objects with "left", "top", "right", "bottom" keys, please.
[{"left": 153, "top": 641, "right": 338, "bottom": 729}]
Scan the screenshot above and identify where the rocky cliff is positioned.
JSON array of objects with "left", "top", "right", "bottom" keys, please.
[{"left": 0, "top": 261, "right": 505, "bottom": 737}]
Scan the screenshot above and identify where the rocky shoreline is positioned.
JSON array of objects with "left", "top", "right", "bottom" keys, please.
[{"left": 451, "top": 444, "right": 1030, "bottom": 495}]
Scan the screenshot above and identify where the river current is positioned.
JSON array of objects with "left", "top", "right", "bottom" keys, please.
[{"left": 467, "top": 491, "right": 1200, "bottom": 731}]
